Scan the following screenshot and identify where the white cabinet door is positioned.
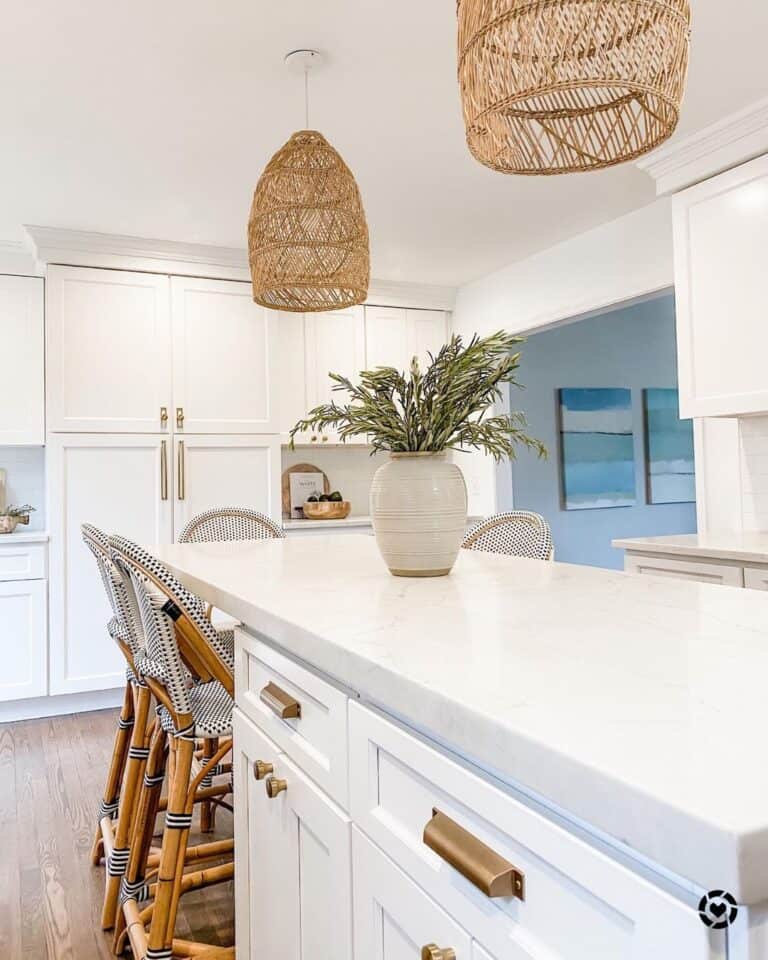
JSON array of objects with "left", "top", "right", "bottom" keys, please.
[
  {"left": 0, "top": 275, "right": 44, "bottom": 444},
  {"left": 365, "top": 306, "right": 410, "bottom": 372},
  {"left": 744, "top": 567, "right": 768, "bottom": 591},
  {"left": 172, "top": 435, "right": 281, "bottom": 535},
  {"left": 48, "top": 434, "right": 172, "bottom": 694},
  {"left": 353, "top": 828, "right": 472, "bottom": 960},
  {"left": 275, "top": 312, "right": 311, "bottom": 441},
  {"left": 305, "top": 306, "right": 366, "bottom": 443},
  {"left": 171, "top": 277, "right": 276, "bottom": 434},
  {"left": 233, "top": 709, "right": 353, "bottom": 960},
  {"left": 624, "top": 553, "right": 744, "bottom": 587},
  {"left": 408, "top": 309, "right": 447, "bottom": 369},
  {"left": 0, "top": 579, "right": 47, "bottom": 702},
  {"left": 365, "top": 307, "right": 447, "bottom": 374},
  {"left": 46, "top": 266, "right": 171, "bottom": 433},
  {"left": 674, "top": 154, "right": 768, "bottom": 417}
]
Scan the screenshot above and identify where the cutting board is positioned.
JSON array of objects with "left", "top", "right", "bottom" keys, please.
[{"left": 281, "top": 463, "right": 330, "bottom": 518}]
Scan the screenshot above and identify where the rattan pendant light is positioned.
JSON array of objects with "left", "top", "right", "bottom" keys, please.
[
  {"left": 248, "top": 50, "right": 370, "bottom": 312},
  {"left": 457, "top": 0, "right": 691, "bottom": 175}
]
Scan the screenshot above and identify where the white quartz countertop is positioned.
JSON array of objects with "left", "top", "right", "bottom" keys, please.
[
  {"left": 282, "top": 515, "right": 373, "bottom": 530},
  {"left": 0, "top": 529, "right": 49, "bottom": 543},
  {"left": 614, "top": 531, "right": 768, "bottom": 564},
  {"left": 150, "top": 535, "right": 768, "bottom": 903}
]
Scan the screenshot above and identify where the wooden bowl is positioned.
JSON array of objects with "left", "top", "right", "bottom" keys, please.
[{"left": 302, "top": 500, "right": 351, "bottom": 521}]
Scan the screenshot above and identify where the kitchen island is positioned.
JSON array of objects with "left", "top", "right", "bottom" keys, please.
[{"left": 150, "top": 534, "right": 768, "bottom": 959}]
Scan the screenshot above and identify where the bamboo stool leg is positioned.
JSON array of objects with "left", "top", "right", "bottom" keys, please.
[
  {"left": 147, "top": 733, "right": 196, "bottom": 959},
  {"left": 198, "top": 737, "right": 218, "bottom": 833},
  {"left": 91, "top": 679, "right": 134, "bottom": 865},
  {"left": 100, "top": 682, "right": 152, "bottom": 929},
  {"left": 113, "top": 722, "right": 168, "bottom": 956}
]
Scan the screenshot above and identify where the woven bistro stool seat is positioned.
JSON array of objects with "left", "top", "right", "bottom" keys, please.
[{"left": 155, "top": 679, "right": 233, "bottom": 740}]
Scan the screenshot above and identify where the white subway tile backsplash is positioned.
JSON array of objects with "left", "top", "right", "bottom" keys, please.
[
  {"left": 740, "top": 416, "right": 768, "bottom": 530},
  {"left": 0, "top": 446, "right": 46, "bottom": 530}
]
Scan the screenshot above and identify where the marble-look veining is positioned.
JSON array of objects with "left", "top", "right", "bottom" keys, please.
[
  {"left": 150, "top": 535, "right": 768, "bottom": 903},
  {"left": 614, "top": 531, "right": 768, "bottom": 564}
]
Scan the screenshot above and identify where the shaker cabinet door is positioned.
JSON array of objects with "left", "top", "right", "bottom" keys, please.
[
  {"left": 233, "top": 709, "right": 353, "bottom": 960},
  {"left": 171, "top": 277, "right": 276, "bottom": 434},
  {"left": 0, "top": 579, "right": 47, "bottom": 702},
  {"left": 47, "top": 434, "right": 172, "bottom": 694},
  {"left": 305, "top": 306, "right": 366, "bottom": 444},
  {"left": 353, "top": 828, "right": 472, "bottom": 960},
  {"left": 46, "top": 266, "right": 171, "bottom": 433}
]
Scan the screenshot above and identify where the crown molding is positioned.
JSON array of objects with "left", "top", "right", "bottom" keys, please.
[
  {"left": 0, "top": 239, "right": 41, "bottom": 276},
  {"left": 636, "top": 96, "right": 768, "bottom": 195},
  {"left": 23, "top": 225, "right": 456, "bottom": 309},
  {"left": 24, "top": 225, "right": 251, "bottom": 280}
]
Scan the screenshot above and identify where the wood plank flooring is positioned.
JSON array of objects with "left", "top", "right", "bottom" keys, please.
[{"left": 0, "top": 708, "right": 234, "bottom": 959}]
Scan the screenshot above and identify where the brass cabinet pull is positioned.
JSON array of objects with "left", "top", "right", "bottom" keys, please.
[
  {"left": 160, "top": 406, "right": 169, "bottom": 428},
  {"left": 177, "top": 441, "right": 185, "bottom": 500},
  {"left": 259, "top": 681, "right": 301, "bottom": 720},
  {"left": 176, "top": 406, "right": 185, "bottom": 429},
  {"left": 265, "top": 776, "right": 287, "bottom": 799},
  {"left": 310, "top": 434, "right": 317, "bottom": 442},
  {"left": 423, "top": 808, "right": 525, "bottom": 901},
  {"left": 422, "top": 946, "right": 456, "bottom": 960},
  {"left": 160, "top": 440, "right": 168, "bottom": 501},
  {"left": 253, "top": 760, "right": 274, "bottom": 781},
  {"left": 321, "top": 434, "right": 328, "bottom": 442}
]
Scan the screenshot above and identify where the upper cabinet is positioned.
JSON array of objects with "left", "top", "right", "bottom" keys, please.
[
  {"left": 365, "top": 306, "right": 447, "bottom": 373},
  {"left": 171, "top": 277, "right": 275, "bottom": 434},
  {"left": 47, "top": 265, "right": 275, "bottom": 434},
  {"left": 674, "top": 153, "right": 768, "bottom": 418},
  {"left": 0, "top": 275, "right": 44, "bottom": 445},
  {"left": 47, "top": 266, "right": 172, "bottom": 433}
]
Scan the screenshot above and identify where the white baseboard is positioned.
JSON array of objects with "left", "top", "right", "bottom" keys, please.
[{"left": 0, "top": 687, "right": 124, "bottom": 724}]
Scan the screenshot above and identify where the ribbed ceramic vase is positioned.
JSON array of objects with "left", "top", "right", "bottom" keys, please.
[{"left": 370, "top": 453, "right": 468, "bottom": 577}]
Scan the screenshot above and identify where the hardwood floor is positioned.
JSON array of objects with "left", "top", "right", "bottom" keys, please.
[{"left": 0, "top": 708, "right": 234, "bottom": 959}]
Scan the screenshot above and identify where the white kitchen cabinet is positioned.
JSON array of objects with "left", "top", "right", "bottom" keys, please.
[
  {"left": 744, "top": 567, "right": 768, "bottom": 591},
  {"left": 0, "top": 569, "right": 47, "bottom": 703},
  {"left": 674, "top": 153, "right": 768, "bottom": 418},
  {"left": 47, "top": 434, "right": 173, "bottom": 694},
  {"left": 172, "top": 434, "right": 281, "bottom": 534},
  {"left": 365, "top": 306, "right": 447, "bottom": 373},
  {"left": 352, "top": 828, "right": 472, "bottom": 960},
  {"left": 624, "top": 553, "right": 744, "bottom": 587},
  {"left": 171, "top": 276, "right": 276, "bottom": 434},
  {"left": 305, "top": 306, "right": 366, "bottom": 443},
  {"left": 233, "top": 708, "right": 353, "bottom": 960},
  {"left": 0, "top": 275, "right": 44, "bottom": 445},
  {"left": 46, "top": 265, "right": 172, "bottom": 433},
  {"left": 275, "top": 311, "right": 311, "bottom": 441}
]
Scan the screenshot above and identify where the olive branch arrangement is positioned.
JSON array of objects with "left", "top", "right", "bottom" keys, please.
[{"left": 290, "top": 330, "right": 547, "bottom": 462}]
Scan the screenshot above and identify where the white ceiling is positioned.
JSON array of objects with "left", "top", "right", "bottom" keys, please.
[{"left": 1, "top": 1, "right": 767, "bottom": 286}]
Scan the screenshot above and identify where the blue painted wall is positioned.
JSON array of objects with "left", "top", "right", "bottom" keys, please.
[{"left": 510, "top": 295, "right": 697, "bottom": 569}]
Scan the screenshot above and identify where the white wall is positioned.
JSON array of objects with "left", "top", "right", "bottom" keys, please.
[{"left": 451, "top": 200, "right": 675, "bottom": 517}]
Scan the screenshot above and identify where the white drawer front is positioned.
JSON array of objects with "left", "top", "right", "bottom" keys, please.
[
  {"left": 744, "top": 567, "right": 768, "bottom": 591},
  {"left": 235, "top": 629, "right": 349, "bottom": 807},
  {"left": 624, "top": 553, "right": 743, "bottom": 587},
  {"left": 350, "top": 703, "right": 716, "bottom": 960},
  {"left": 0, "top": 542, "right": 46, "bottom": 581}
]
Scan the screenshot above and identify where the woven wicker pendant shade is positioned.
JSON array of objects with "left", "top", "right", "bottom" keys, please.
[
  {"left": 457, "top": 0, "right": 691, "bottom": 175},
  {"left": 248, "top": 129, "right": 370, "bottom": 312}
]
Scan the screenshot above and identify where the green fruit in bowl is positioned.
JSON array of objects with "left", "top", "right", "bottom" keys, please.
[
  {"left": 329, "top": 491, "right": 343, "bottom": 502},
  {"left": 319, "top": 494, "right": 330, "bottom": 502},
  {"left": 306, "top": 495, "right": 319, "bottom": 503}
]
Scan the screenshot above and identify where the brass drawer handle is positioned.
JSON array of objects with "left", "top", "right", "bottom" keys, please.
[
  {"left": 253, "top": 760, "right": 274, "bottom": 781},
  {"left": 422, "top": 946, "right": 455, "bottom": 960},
  {"left": 176, "top": 406, "right": 185, "bottom": 429},
  {"left": 423, "top": 808, "right": 525, "bottom": 901},
  {"left": 259, "top": 681, "right": 301, "bottom": 720},
  {"left": 265, "top": 776, "right": 287, "bottom": 799},
  {"left": 160, "top": 440, "right": 168, "bottom": 501}
]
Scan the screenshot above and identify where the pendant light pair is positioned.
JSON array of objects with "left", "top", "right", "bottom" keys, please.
[
  {"left": 457, "top": 0, "right": 692, "bottom": 175},
  {"left": 248, "top": 50, "right": 370, "bottom": 313}
]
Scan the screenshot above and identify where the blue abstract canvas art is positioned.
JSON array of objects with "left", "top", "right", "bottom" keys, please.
[
  {"left": 558, "top": 388, "right": 635, "bottom": 510},
  {"left": 644, "top": 388, "right": 695, "bottom": 504}
]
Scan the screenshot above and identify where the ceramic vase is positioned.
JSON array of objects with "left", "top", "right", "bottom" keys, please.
[{"left": 369, "top": 452, "right": 467, "bottom": 577}]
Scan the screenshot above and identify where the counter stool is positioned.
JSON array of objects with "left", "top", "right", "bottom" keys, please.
[
  {"left": 178, "top": 506, "right": 282, "bottom": 831},
  {"left": 462, "top": 511, "right": 554, "bottom": 560},
  {"left": 110, "top": 535, "right": 235, "bottom": 960}
]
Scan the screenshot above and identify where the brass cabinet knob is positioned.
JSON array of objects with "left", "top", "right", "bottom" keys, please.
[
  {"left": 422, "top": 946, "right": 456, "bottom": 960},
  {"left": 265, "top": 777, "right": 288, "bottom": 799},
  {"left": 253, "top": 760, "right": 274, "bottom": 781},
  {"left": 310, "top": 434, "right": 317, "bottom": 442},
  {"left": 160, "top": 406, "right": 169, "bottom": 427},
  {"left": 176, "top": 406, "right": 185, "bottom": 429},
  {"left": 321, "top": 434, "right": 328, "bottom": 442}
]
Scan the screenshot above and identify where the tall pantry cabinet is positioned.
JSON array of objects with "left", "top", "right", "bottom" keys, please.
[{"left": 47, "top": 265, "right": 280, "bottom": 695}]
